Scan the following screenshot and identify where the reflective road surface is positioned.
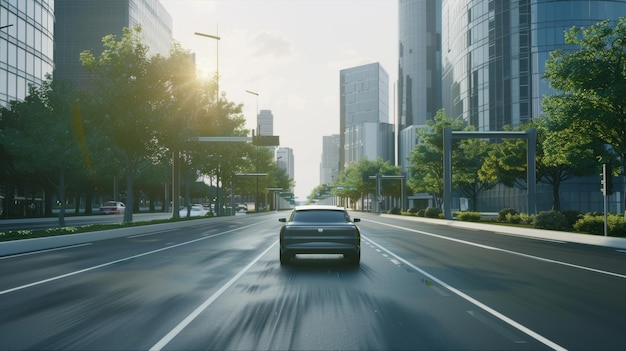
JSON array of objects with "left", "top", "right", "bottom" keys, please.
[{"left": 1, "top": 212, "right": 625, "bottom": 350}]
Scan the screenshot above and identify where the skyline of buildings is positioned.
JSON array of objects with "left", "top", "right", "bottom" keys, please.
[
  {"left": 5, "top": 0, "right": 626, "bottom": 209},
  {"left": 322, "top": 0, "right": 626, "bottom": 212}
]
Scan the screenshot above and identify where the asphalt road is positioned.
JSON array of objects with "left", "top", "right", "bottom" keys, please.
[{"left": 1, "top": 212, "right": 625, "bottom": 350}]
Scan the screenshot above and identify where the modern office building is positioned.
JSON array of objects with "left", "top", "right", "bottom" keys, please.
[
  {"left": 397, "top": 0, "right": 441, "bottom": 172},
  {"left": 440, "top": 0, "right": 626, "bottom": 212},
  {"left": 276, "top": 147, "right": 294, "bottom": 185},
  {"left": 339, "top": 62, "right": 393, "bottom": 168},
  {"left": 0, "top": 0, "right": 55, "bottom": 107},
  {"left": 257, "top": 109, "right": 274, "bottom": 136},
  {"left": 54, "top": 0, "right": 173, "bottom": 90},
  {"left": 442, "top": 0, "right": 626, "bottom": 131},
  {"left": 320, "top": 134, "right": 340, "bottom": 185}
]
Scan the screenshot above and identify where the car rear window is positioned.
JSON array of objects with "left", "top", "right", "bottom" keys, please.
[{"left": 291, "top": 210, "right": 350, "bottom": 223}]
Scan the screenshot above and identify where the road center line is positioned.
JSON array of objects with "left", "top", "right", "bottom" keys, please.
[
  {"left": 362, "top": 235, "right": 567, "bottom": 351},
  {"left": 0, "top": 221, "right": 266, "bottom": 296},
  {"left": 149, "top": 240, "right": 278, "bottom": 351},
  {"left": 364, "top": 218, "right": 626, "bottom": 279}
]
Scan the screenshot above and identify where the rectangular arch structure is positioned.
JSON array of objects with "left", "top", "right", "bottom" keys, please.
[{"left": 443, "top": 128, "right": 537, "bottom": 219}]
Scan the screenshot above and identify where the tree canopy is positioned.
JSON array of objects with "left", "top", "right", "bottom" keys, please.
[{"left": 543, "top": 18, "right": 626, "bottom": 206}]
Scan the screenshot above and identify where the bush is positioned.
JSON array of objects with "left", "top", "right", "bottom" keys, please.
[
  {"left": 424, "top": 207, "right": 442, "bottom": 218},
  {"left": 561, "top": 210, "right": 582, "bottom": 228},
  {"left": 457, "top": 211, "right": 481, "bottom": 222},
  {"left": 575, "top": 213, "right": 626, "bottom": 236},
  {"left": 408, "top": 207, "right": 419, "bottom": 215},
  {"left": 608, "top": 215, "right": 626, "bottom": 237},
  {"left": 573, "top": 214, "right": 604, "bottom": 235},
  {"left": 519, "top": 213, "right": 535, "bottom": 225},
  {"left": 388, "top": 207, "right": 401, "bottom": 215},
  {"left": 506, "top": 213, "right": 522, "bottom": 224},
  {"left": 497, "top": 208, "right": 517, "bottom": 222},
  {"left": 417, "top": 209, "right": 425, "bottom": 217},
  {"left": 534, "top": 211, "right": 569, "bottom": 230}
]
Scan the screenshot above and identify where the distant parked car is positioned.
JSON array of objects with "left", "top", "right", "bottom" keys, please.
[
  {"left": 99, "top": 201, "right": 126, "bottom": 215},
  {"left": 179, "top": 204, "right": 208, "bottom": 217}
]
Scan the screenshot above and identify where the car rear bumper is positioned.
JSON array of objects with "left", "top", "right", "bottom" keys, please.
[{"left": 281, "top": 242, "right": 360, "bottom": 255}]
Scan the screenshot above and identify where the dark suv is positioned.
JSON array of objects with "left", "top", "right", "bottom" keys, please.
[{"left": 279, "top": 205, "right": 361, "bottom": 265}]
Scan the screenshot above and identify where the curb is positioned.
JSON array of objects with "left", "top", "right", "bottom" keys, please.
[{"left": 380, "top": 214, "right": 626, "bottom": 250}]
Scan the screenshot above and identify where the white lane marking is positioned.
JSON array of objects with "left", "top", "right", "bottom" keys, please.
[
  {"left": 0, "top": 243, "right": 92, "bottom": 260},
  {"left": 362, "top": 235, "right": 567, "bottom": 351},
  {"left": 467, "top": 310, "right": 527, "bottom": 344},
  {"left": 364, "top": 218, "right": 626, "bottom": 280},
  {"left": 0, "top": 221, "right": 265, "bottom": 295},
  {"left": 150, "top": 240, "right": 278, "bottom": 351}
]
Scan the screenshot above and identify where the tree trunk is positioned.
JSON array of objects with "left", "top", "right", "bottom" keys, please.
[
  {"left": 85, "top": 191, "right": 93, "bottom": 215},
  {"left": 124, "top": 173, "right": 134, "bottom": 223},
  {"left": 58, "top": 168, "right": 66, "bottom": 227}
]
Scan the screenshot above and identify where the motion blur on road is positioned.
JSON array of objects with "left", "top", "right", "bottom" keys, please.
[{"left": 1, "top": 212, "right": 625, "bottom": 350}]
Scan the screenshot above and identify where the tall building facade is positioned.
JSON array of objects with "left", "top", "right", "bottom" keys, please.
[
  {"left": 320, "top": 134, "right": 340, "bottom": 185},
  {"left": 257, "top": 109, "right": 274, "bottom": 136},
  {"left": 442, "top": 0, "right": 626, "bottom": 131},
  {"left": 54, "top": 0, "right": 173, "bottom": 89},
  {"left": 339, "top": 62, "right": 393, "bottom": 168},
  {"left": 0, "top": 0, "right": 55, "bottom": 107},
  {"left": 276, "top": 147, "right": 294, "bottom": 186},
  {"left": 441, "top": 0, "right": 626, "bottom": 212},
  {"left": 397, "top": 0, "right": 441, "bottom": 172}
]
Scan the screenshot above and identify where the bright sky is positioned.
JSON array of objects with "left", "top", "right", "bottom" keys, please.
[{"left": 160, "top": 0, "right": 398, "bottom": 200}]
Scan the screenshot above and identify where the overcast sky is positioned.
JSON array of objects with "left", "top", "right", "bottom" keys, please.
[{"left": 160, "top": 0, "right": 398, "bottom": 200}]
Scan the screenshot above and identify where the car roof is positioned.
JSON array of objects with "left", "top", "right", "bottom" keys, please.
[{"left": 293, "top": 205, "right": 347, "bottom": 211}]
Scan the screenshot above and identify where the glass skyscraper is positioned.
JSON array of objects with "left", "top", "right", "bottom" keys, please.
[
  {"left": 0, "top": 0, "right": 55, "bottom": 107},
  {"left": 397, "top": 0, "right": 441, "bottom": 172},
  {"left": 442, "top": 0, "right": 626, "bottom": 131},
  {"left": 441, "top": 0, "right": 626, "bottom": 212},
  {"left": 54, "top": 0, "right": 172, "bottom": 90}
]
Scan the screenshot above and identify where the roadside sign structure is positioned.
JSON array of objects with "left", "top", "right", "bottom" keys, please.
[
  {"left": 171, "top": 135, "right": 279, "bottom": 218},
  {"left": 442, "top": 128, "right": 537, "bottom": 219}
]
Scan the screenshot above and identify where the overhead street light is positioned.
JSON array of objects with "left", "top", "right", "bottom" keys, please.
[
  {"left": 245, "top": 90, "right": 262, "bottom": 213},
  {"left": 194, "top": 31, "right": 221, "bottom": 100}
]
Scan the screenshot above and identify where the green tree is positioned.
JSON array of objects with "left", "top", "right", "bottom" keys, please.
[
  {"left": 80, "top": 26, "right": 171, "bottom": 222},
  {"left": 407, "top": 109, "right": 464, "bottom": 208},
  {"left": 542, "top": 18, "right": 626, "bottom": 208},
  {"left": 479, "top": 122, "right": 598, "bottom": 210},
  {"left": 0, "top": 76, "right": 85, "bottom": 225},
  {"left": 333, "top": 158, "right": 401, "bottom": 210},
  {"left": 454, "top": 137, "right": 495, "bottom": 211}
]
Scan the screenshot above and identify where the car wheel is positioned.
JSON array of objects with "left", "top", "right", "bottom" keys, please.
[
  {"left": 280, "top": 250, "right": 291, "bottom": 265},
  {"left": 347, "top": 251, "right": 360, "bottom": 265}
]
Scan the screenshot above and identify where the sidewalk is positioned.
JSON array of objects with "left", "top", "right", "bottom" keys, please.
[{"left": 380, "top": 214, "right": 626, "bottom": 250}]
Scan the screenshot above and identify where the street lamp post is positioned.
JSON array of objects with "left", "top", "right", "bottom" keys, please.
[
  {"left": 246, "top": 90, "right": 260, "bottom": 212},
  {"left": 195, "top": 30, "right": 221, "bottom": 209},
  {"left": 194, "top": 31, "right": 221, "bottom": 100}
]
